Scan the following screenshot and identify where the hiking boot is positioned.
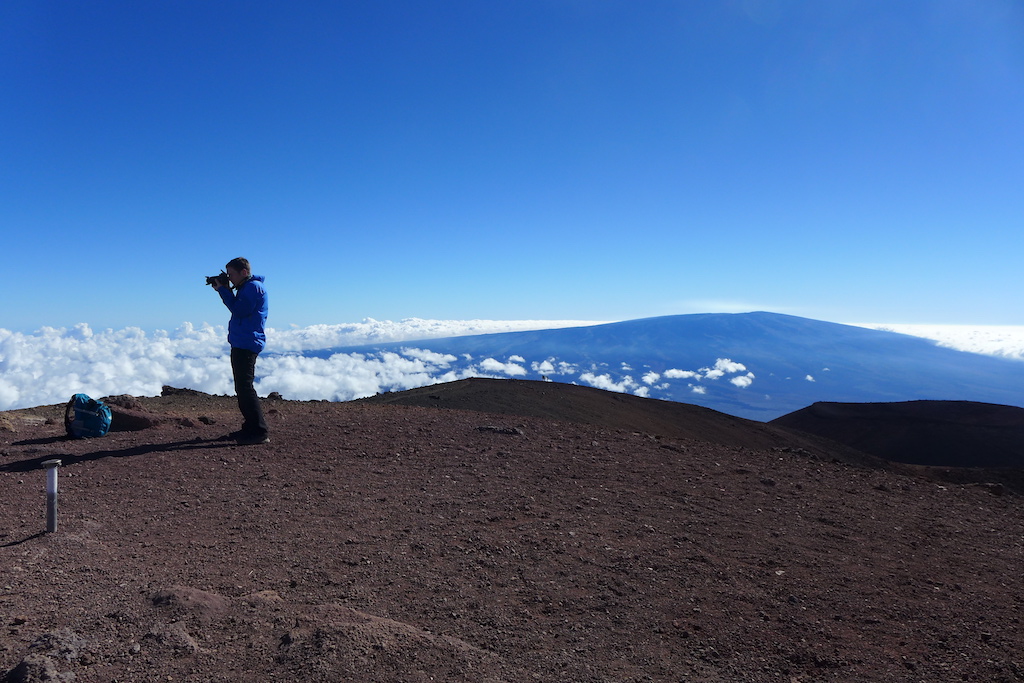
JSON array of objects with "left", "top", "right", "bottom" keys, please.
[{"left": 236, "top": 433, "right": 270, "bottom": 445}]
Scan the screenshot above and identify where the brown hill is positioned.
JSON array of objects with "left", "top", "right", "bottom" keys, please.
[
  {"left": 771, "top": 400, "right": 1024, "bottom": 468},
  {"left": 771, "top": 400, "right": 1024, "bottom": 492},
  {"left": 2, "top": 385, "right": 1022, "bottom": 682},
  {"left": 359, "top": 378, "right": 884, "bottom": 467}
]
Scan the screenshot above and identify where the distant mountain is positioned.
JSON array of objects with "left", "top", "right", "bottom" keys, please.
[
  {"left": 310, "top": 312, "right": 1024, "bottom": 420},
  {"left": 772, "top": 400, "right": 1024, "bottom": 468}
]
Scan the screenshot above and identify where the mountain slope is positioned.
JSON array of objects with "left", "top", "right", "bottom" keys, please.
[
  {"left": 359, "top": 377, "right": 884, "bottom": 467},
  {"left": 772, "top": 400, "right": 1024, "bottom": 468},
  {"left": 318, "top": 312, "right": 1024, "bottom": 420}
]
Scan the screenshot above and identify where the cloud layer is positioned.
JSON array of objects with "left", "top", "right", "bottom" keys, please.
[
  {"left": 0, "top": 319, "right": 757, "bottom": 411},
  {"left": 857, "top": 324, "right": 1024, "bottom": 361},
  {"left": 3, "top": 319, "right": 1023, "bottom": 413}
]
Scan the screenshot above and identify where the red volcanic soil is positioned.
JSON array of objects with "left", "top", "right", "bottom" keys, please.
[{"left": 2, "top": 380, "right": 1023, "bottom": 682}]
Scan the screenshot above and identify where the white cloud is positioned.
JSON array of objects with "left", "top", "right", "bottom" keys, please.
[
  {"left": 664, "top": 358, "right": 749, "bottom": 384},
  {"left": 531, "top": 358, "right": 577, "bottom": 375},
  {"left": 573, "top": 374, "right": 643, "bottom": 401},
  {"left": 730, "top": 372, "right": 755, "bottom": 388},
  {"left": 399, "top": 348, "right": 458, "bottom": 366},
  {"left": 17, "top": 318, "right": 1019, "bottom": 414},
  {"left": 579, "top": 372, "right": 633, "bottom": 393},
  {"left": 532, "top": 359, "right": 555, "bottom": 374},
  {"left": 578, "top": 372, "right": 647, "bottom": 397},
  {"left": 271, "top": 318, "right": 608, "bottom": 352},
  {"left": 678, "top": 300, "right": 787, "bottom": 314},
  {"left": 478, "top": 358, "right": 527, "bottom": 376},
  {"left": 256, "top": 348, "right": 485, "bottom": 402},
  {"left": 853, "top": 323, "right": 1024, "bottom": 361},
  {"left": 0, "top": 318, "right": 757, "bottom": 414},
  {"left": 0, "top": 323, "right": 233, "bottom": 409},
  {"left": 704, "top": 359, "right": 747, "bottom": 376},
  {"left": 0, "top": 320, "right": 617, "bottom": 411}
]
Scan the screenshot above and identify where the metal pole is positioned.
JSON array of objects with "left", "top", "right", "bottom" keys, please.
[{"left": 42, "top": 459, "right": 62, "bottom": 533}]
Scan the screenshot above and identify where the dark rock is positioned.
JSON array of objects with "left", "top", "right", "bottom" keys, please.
[
  {"left": 108, "top": 406, "right": 163, "bottom": 432},
  {"left": 102, "top": 394, "right": 145, "bottom": 411},
  {"left": 476, "top": 425, "right": 524, "bottom": 435}
]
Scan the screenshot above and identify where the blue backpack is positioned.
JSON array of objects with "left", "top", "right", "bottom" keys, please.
[{"left": 65, "top": 393, "right": 112, "bottom": 438}]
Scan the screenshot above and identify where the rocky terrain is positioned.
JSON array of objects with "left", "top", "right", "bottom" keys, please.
[{"left": 1, "top": 379, "right": 1022, "bottom": 682}]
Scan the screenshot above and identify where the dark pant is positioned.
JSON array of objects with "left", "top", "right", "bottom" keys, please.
[{"left": 230, "top": 347, "right": 267, "bottom": 437}]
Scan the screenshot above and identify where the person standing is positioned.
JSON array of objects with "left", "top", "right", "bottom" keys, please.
[{"left": 211, "top": 257, "right": 270, "bottom": 444}]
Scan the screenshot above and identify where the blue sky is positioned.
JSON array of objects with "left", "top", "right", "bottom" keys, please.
[{"left": 3, "top": 0, "right": 1023, "bottom": 332}]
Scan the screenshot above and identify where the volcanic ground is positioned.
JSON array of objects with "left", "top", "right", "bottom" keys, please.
[{"left": 1, "top": 379, "right": 1022, "bottom": 682}]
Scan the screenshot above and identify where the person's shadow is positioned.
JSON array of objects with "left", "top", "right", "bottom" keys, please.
[
  {"left": 1, "top": 531, "right": 46, "bottom": 547},
  {"left": 1, "top": 436, "right": 242, "bottom": 547},
  {"left": 0, "top": 436, "right": 236, "bottom": 473}
]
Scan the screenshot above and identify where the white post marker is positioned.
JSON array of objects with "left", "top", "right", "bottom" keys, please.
[{"left": 42, "top": 459, "right": 62, "bottom": 533}]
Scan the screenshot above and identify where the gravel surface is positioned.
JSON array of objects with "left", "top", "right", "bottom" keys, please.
[{"left": 2, "top": 382, "right": 1022, "bottom": 682}]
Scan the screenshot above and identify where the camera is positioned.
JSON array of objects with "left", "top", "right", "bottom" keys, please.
[{"left": 206, "top": 271, "right": 230, "bottom": 287}]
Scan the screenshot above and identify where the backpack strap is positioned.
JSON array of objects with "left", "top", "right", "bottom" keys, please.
[{"left": 64, "top": 396, "right": 76, "bottom": 437}]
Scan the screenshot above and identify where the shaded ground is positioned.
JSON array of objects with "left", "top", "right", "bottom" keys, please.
[
  {"left": 771, "top": 400, "right": 1024, "bottom": 469},
  {"left": 2, "top": 381, "right": 1023, "bottom": 682},
  {"left": 773, "top": 400, "right": 1024, "bottom": 494}
]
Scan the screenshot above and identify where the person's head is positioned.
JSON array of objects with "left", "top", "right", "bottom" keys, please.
[{"left": 225, "top": 257, "right": 251, "bottom": 288}]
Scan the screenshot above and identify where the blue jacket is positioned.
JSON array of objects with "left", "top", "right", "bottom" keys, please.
[{"left": 219, "top": 275, "right": 268, "bottom": 353}]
